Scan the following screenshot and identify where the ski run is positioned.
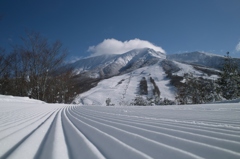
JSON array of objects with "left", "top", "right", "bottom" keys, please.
[{"left": 0, "top": 95, "right": 240, "bottom": 159}]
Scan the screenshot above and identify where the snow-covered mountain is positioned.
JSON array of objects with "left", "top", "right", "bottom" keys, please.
[
  {"left": 69, "top": 49, "right": 228, "bottom": 105},
  {"left": 68, "top": 48, "right": 165, "bottom": 78},
  {"left": 167, "top": 51, "right": 240, "bottom": 69}
]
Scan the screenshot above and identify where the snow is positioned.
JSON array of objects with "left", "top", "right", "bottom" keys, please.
[
  {"left": 68, "top": 48, "right": 166, "bottom": 77},
  {"left": 0, "top": 95, "right": 240, "bottom": 159},
  {"left": 170, "top": 61, "right": 218, "bottom": 81},
  {"left": 166, "top": 51, "right": 240, "bottom": 70},
  {"left": 0, "top": 95, "right": 45, "bottom": 104},
  {"left": 73, "top": 62, "right": 175, "bottom": 105},
  {"left": 70, "top": 49, "right": 224, "bottom": 106},
  {"left": 73, "top": 56, "right": 221, "bottom": 105}
]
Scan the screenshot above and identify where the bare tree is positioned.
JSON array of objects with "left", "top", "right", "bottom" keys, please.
[
  {"left": 0, "top": 48, "right": 12, "bottom": 94},
  {"left": 9, "top": 31, "right": 73, "bottom": 103},
  {"left": 0, "top": 48, "right": 7, "bottom": 77}
]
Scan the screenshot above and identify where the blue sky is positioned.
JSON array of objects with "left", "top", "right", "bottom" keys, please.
[{"left": 1, "top": 0, "right": 240, "bottom": 60}]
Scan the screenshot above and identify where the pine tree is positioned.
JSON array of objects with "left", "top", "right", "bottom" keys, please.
[
  {"left": 218, "top": 52, "right": 240, "bottom": 100},
  {"left": 176, "top": 73, "right": 221, "bottom": 104},
  {"left": 139, "top": 77, "right": 148, "bottom": 95}
]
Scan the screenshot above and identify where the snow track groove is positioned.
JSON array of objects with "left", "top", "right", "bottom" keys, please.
[
  {"left": 70, "top": 107, "right": 240, "bottom": 159},
  {"left": 0, "top": 103, "right": 240, "bottom": 159},
  {"left": 73, "top": 107, "right": 240, "bottom": 151}
]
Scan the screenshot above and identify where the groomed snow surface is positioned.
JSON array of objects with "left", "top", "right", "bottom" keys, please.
[{"left": 0, "top": 95, "right": 240, "bottom": 159}]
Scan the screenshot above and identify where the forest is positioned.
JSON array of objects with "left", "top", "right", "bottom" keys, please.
[{"left": 0, "top": 32, "right": 77, "bottom": 103}]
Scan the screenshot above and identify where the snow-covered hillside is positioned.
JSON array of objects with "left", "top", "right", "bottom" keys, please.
[
  {"left": 73, "top": 62, "right": 175, "bottom": 105},
  {"left": 170, "top": 60, "right": 219, "bottom": 79},
  {"left": 72, "top": 60, "right": 220, "bottom": 105},
  {"left": 1, "top": 96, "right": 240, "bottom": 159}
]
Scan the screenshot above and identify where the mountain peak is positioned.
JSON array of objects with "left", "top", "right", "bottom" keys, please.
[
  {"left": 122, "top": 48, "right": 166, "bottom": 59},
  {"left": 67, "top": 48, "right": 166, "bottom": 76}
]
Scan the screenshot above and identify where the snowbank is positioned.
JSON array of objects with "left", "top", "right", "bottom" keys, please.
[{"left": 0, "top": 95, "right": 45, "bottom": 104}]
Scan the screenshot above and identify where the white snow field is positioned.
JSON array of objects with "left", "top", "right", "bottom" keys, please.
[
  {"left": 0, "top": 95, "right": 240, "bottom": 159},
  {"left": 73, "top": 62, "right": 176, "bottom": 106}
]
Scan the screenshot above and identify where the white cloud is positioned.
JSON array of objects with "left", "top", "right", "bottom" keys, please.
[
  {"left": 88, "top": 38, "right": 165, "bottom": 56},
  {"left": 236, "top": 42, "right": 240, "bottom": 52}
]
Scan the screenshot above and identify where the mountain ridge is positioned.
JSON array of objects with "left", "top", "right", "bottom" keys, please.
[
  {"left": 70, "top": 49, "right": 230, "bottom": 105},
  {"left": 167, "top": 51, "right": 240, "bottom": 69},
  {"left": 68, "top": 48, "right": 165, "bottom": 78}
]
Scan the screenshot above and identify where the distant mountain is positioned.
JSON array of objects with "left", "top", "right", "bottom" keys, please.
[
  {"left": 167, "top": 52, "right": 223, "bottom": 69},
  {"left": 167, "top": 51, "right": 240, "bottom": 69},
  {"left": 70, "top": 49, "right": 229, "bottom": 105}
]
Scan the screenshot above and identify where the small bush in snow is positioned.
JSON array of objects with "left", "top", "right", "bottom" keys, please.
[
  {"left": 106, "top": 98, "right": 111, "bottom": 106},
  {"left": 159, "top": 98, "right": 176, "bottom": 105},
  {"left": 132, "top": 96, "right": 148, "bottom": 106}
]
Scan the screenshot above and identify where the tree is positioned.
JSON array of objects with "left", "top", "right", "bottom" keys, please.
[
  {"left": 0, "top": 48, "right": 12, "bottom": 94},
  {"left": 149, "top": 77, "right": 161, "bottom": 105},
  {"left": 150, "top": 77, "right": 160, "bottom": 97},
  {"left": 106, "top": 98, "right": 111, "bottom": 106},
  {"left": 132, "top": 96, "right": 148, "bottom": 106},
  {"left": 7, "top": 31, "right": 74, "bottom": 103},
  {"left": 218, "top": 52, "right": 240, "bottom": 100},
  {"left": 0, "top": 48, "right": 7, "bottom": 79},
  {"left": 176, "top": 73, "right": 195, "bottom": 104},
  {"left": 45, "top": 67, "right": 75, "bottom": 103},
  {"left": 176, "top": 73, "right": 221, "bottom": 104},
  {"left": 139, "top": 77, "right": 148, "bottom": 95}
]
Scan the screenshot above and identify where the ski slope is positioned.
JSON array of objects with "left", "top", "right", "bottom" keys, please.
[
  {"left": 73, "top": 62, "right": 176, "bottom": 105},
  {"left": 0, "top": 96, "right": 240, "bottom": 159}
]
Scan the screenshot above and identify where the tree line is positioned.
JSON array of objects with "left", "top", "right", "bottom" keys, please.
[
  {"left": 132, "top": 52, "right": 240, "bottom": 106},
  {"left": 131, "top": 76, "right": 175, "bottom": 106},
  {"left": 175, "top": 52, "right": 240, "bottom": 104},
  {"left": 0, "top": 31, "right": 77, "bottom": 103}
]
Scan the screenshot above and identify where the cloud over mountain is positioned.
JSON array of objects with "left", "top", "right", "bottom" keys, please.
[{"left": 88, "top": 38, "right": 165, "bottom": 56}]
